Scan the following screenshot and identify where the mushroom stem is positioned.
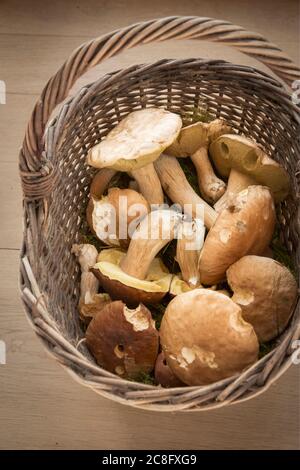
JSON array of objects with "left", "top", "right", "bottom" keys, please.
[
  {"left": 72, "top": 244, "right": 99, "bottom": 305},
  {"left": 120, "top": 210, "right": 182, "bottom": 280},
  {"left": 130, "top": 163, "right": 164, "bottom": 206},
  {"left": 214, "top": 169, "right": 257, "bottom": 212},
  {"left": 176, "top": 219, "right": 204, "bottom": 287},
  {"left": 87, "top": 169, "right": 117, "bottom": 234},
  {"left": 154, "top": 154, "right": 218, "bottom": 229},
  {"left": 191, "top": 147, "right": 226, "bottom": 204},
  {"left": 90, "top": 168, "right": 117, "bottom": 198}
]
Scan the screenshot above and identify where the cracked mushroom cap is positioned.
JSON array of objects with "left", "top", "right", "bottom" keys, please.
[
  {"left": 91, "top": 248, "right": 172, "bottom": 307},
  {"left": 87, "top": 108, "right": 182, "bottom": 171},
  {"left": 160, "top": 289, "right": 259, "bottom": 385},
  {"left": 227, "top": 255, "right": 298, "bottom": 342},
  {"left": 198, "top": 185, "right": 276, "bottom": 285},
  {"left": 209, "top": 134, "right": 290, "bottom": 202},
  {"left": 167, "top": 118, "right": 232, "bottom": 157},
  {"left": 86, "top": 301, "right": 159, "bottom": 379}
]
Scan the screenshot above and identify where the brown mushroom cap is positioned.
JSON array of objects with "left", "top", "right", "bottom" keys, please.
[
  {"left": 227, "top": 255, "right": 298, "bottom": 342},
  {"left": 160, "top": 289, "right": 259, "bottom": 385},
  {"left": 167, "top": 118, "right": 232, "bottom": 157},
  {"left": 86, "top": 301, "right": 159, "bottom": 379},
  {"left": 209, "top": 134, "right": 290, "bottom": 202},
  {"left": 198, "top": 185, "right": 276, "bottom": 285},
  {"left": 154, "top": 352, "right": 184, "bottom": 388},
  {"left": 91, "top": 248, "right": 172, "bottom": 307},
  {"left": 87, "top": 108, "right": 182, "bottom": 171}
]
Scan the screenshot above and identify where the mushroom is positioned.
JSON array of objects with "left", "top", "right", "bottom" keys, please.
[
  {"left": 166, "top": 118, "right": 232, "bottom": 203},
  {"left": 90, "top": 168, "right": 117, "bottom": 199},
  {"left": 79, "top": 293, "right": 111, "bottom": 324},
  {"left": 160, "top": 289, "right": 259, "bottom": 385},
  {"left": 227, "top": 255, "right": 298, "bottom": 342},
  {"left": 176, "top": 217, "right": 205, "bottom": 288},
  {"left": 210, "top": 134, "right": 290, "bottom": 212},
  {"left": 86, "top": 168, "right": 117, "bottom": 234},
  {"left": 87, "top": 108, "right": 182, "bottom": 206},
  {"left": 72, "top": 243, "right": 112, "bottom": 323},
  {"left": 154, "top": 352, "right": 184, "bottom": 388},
  {"left": 169, "top": 274, "right": 193, "bottom": 297},
  {"left": 86, "top": 300, "right": 159, "bottom": 379},
  {"left": 91, "top": 210, "right": 182, "bottom": 306},
  {"left": 154, "top": 153, "right": 218, "bottom": 228},
  {"left": 91, "top": 187, "right": 150, "bottom": 248},
  {"left": 198, "top": 186, "right": 276, "bottom": 285}
]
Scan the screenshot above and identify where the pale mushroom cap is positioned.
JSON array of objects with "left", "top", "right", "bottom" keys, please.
[
  {"left": 209, "top": 134, "right": 290, "bottom": 202},
  {"left": 227, "top": 255, "right": 298, "bottom": 342},
  {"left": 160, "top": 289, "right": 259, "bottom": 385},
  {"left": 87, "top": 108, "right": 182, "bottom": 171},
  {"left": 198, "top": 185, "right": 276, "bottom": 285},
  {"left": 92, "top": 188, "right": 150, "bottom": 248},
  {"left": 86, "top": 301, "right": 159, "bottom": 379}
]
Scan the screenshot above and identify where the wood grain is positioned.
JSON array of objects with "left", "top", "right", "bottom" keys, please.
[{"left": 0, "top": 0, "right": 299, "bottom": 450}]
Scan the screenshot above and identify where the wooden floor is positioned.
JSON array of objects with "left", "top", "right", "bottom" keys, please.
[{"left": 0, "top": 0, "right": 299, "bottom": 450}]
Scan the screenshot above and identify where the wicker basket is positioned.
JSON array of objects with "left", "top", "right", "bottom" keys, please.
[{"left": 19, "top": 16, "right": 300, "bottom": 411}]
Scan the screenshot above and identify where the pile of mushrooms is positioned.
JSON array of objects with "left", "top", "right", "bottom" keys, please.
[{"left": 71, "top": 107, "right": 297, "bottom": 386}]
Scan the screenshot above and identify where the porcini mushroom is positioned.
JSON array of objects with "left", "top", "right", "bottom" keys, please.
[
  {"left": 198, "top": 186, "right": 276, "bottom": 285},
  {"left": 176, "top": 218, "right": 205, "bottom": 288},
  {"left": 154, "top": 153, "right": 218, "bottom": 228},
  {"left": 160, "top": 289, "right": 259, "bottom": 385},
  {"left": 86, "top": 300, "right": 159, "bottom": 379},
  {"left": 91, "top": 187, "right": 150, "bottom": 248},
  {"left": 154, "top": 351, "right": 184, "bottom": 388},
  {"left": 87, "top": 108, "right": 182, "bottom": 206},
  {"left": 72, "top": 243, "right": 112, "bottom": 323},
  {"left": 169, "top": 274, "right": 193, "bottom": 296},
  {"left": 167, "top": 118, "right": 232, "bottom": 203},
  {"left": 227, "top": 255, "right": 298, "bottom": 342},
  {"left": 91, "top": 210, "right": 182, "bottom": 306},
  {"left": 86, "top": 168, "right": 118, "bottom": 234},
  {"left": 210, "top": 134, "right": 290, "bottom": 212}
]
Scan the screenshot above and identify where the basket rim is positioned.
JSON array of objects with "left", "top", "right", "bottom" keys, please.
[
  {"left": 20, "top": 57, "right": 300, "bottom": 412},
  {"left": 46, "top": 56, "right": 300, "bottom": 141}
]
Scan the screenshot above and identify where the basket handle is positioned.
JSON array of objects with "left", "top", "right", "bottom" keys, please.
[{"left": 20, "top": 15, "right": 300, "bottom": 198}]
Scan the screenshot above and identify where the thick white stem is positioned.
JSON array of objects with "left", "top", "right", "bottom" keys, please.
[
  {"left": 90, "top": 168, "right": 117, "bottom": 198},
  {"left": 130, "top": 163, "right": 164, "bottom": 206},
  {"left": 154, "top": 154, "right": 218, "bottom": 229},
  {"left": 191, "top": 147, "right": 226, "bottom": 203},
  {"left": 176, "top": 220, "right": 204, "bottom": 287},
  {"left": 72, "top": 244, "right": 99, "bottom": 305},
  {"left": 120, "top": 210, "right": 182, "bottom": 280}
]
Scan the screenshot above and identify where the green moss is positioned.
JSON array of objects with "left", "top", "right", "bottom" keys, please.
[
  {"left": 270, "top": 225, "right": 296, "bottom": 276},
  {"left": 149, "top": 299, "right": 169, "bottom": 330},
  {"left": 178, "top": 158, "right": 199, "bottom": 195},
  {"left": 183, "top": 107, "right": 213, "bottom": 125},
  {"left": 80, "top": 232, "right": 104, "bottom": 252},
  {"left": 133, "top": 371, "right": 155, "bottom": 385}
]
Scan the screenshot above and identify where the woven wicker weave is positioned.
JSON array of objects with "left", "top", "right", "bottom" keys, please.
[{"left": 19, "top": 16, "right": 300, "bottom": 411}]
